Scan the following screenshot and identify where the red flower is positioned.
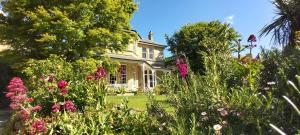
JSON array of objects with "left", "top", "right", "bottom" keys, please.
[
  {"left": 31, "top": 120, "right": 47, "bottom": 134},
  {"left": 57, "top": 80, "right": 68, "bottom": 89},
  {"left": 85, "top": 75, "right": 93, "bottom": 81},
  {"left": 52, "top": 103, "right": 61, "bottom": 113},
  {"left": 5, "top": 92, "right": 15, "bottom": 98},
  {"left": 60, "top": 89, "right": 69, "bottom": 95},
  {"left": 30, "top": 105, "right": 42, "bottom": 112},
  {"left": 64, "top": 100, "right": 77, "bottom": 112},
  {"left": 247, "top": 34, "right": 257, "bottom": 42}
]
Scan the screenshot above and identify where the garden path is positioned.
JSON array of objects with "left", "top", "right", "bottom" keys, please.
[{"left": 0, "top": 109, "right": 11, "bottom": 132}]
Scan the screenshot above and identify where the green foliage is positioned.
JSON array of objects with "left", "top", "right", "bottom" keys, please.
[
  {"left": 0, "top": 0, "right": 137, "bottom": 59},
  {"left": 166, "top": 21, "right": 240, "bottom": 74},
  {"left": 22, "top": 55, "right": 120, "bottom": 111}
]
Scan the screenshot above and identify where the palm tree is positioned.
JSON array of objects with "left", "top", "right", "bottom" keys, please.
[{"left": 260, "top": 0, "right": 300, "bottom": 48}]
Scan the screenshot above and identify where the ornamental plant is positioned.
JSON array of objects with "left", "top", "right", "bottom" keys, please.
[{"left": 4, "top": 77, "right": 46, "bottom": 134}]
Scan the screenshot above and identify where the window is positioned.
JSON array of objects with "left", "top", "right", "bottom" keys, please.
[
  {"left": 144, "top": 70, "right": 148, "bottom": 87},
  {"left": 149, "top": 48, "right": 154, "bottom": 59},
  {"left": 142, "top": 47, "right": 147, "bottom": 59},
  {"left": 120, "top": 65, "right": 127, "bottom": 84},
  {"left": 149, "top": 70, "right": 154, "bottom": 87},
  {"left": 109, "top": 74, "right": 117, "bottom": 84}
]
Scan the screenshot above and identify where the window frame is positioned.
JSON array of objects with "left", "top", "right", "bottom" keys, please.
[
  {"left": 142, "top": 47, "right": 147, "bottom": 59},
  {"left": 109, "top": 74, "right": 117, "bottom": 84},
  {"left": 149, "top": 48, "right": 154, "bottom": 60},
  {"left": 120, "top": 65, "right": 127, "bottom": 84}
]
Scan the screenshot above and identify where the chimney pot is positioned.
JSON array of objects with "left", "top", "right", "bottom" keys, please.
[{"left": 148, "top": 31, "right": 154, "bottom": 41}]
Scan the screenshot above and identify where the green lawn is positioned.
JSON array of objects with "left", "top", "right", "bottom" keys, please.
[{"left": 106, "top": 95, "right": 173, "bottom": 112}]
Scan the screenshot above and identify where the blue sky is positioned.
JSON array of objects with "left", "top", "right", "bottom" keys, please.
[{"left": 131, "top": 0, "right": 277, "bottom": 57}]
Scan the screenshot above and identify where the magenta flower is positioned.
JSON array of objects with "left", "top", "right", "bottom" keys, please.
[
  {"left": 247, "top": 34, "right": 257, "bottom": 42},
  {"left": 52, "top": 103, "right": 61, "bottom": 113},
  {"left": 176, "top": 58, "right": 188, "bottom": 78},
  {"left": 94, "top": 67, "right": 107, "bottom": 79},
  {"left": 57, "top": 80, "right": 68, "bottom": 89},
  {"left": 64, "top": 100, "right": 77, "bottom": 112},
  {"left": 31, "top": 120, "right": 47, "bottom": 134},
  {"left": 30, "top": 105, "right": 42, "bottom": 112}
]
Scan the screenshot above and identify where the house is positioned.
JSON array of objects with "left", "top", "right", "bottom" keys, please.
[{"left": 105, "top": 31, "right": 170, "bottom": 91}]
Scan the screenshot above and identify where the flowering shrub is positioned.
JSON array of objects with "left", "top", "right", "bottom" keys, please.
[
  {"left": 4, "top": 77, "right": 46, "bottom": 134},
  {"left": 176, "top": 58, "right": 188, "bottom": 78}
]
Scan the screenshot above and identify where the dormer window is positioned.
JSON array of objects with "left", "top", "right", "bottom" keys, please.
[
  {"left": 142, "top": 47, "right": 147, "bottom": 59},
  {"left": 149, "top": 48, "right": 154, "bottom": 59}
]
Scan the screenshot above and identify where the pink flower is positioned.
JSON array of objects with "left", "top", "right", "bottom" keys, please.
[
  {"left": 26, "top": 98, "right": 34, "bottom": 102},
  {"left": 60, "top": 89, "right": 69, "bottom": 95},
  {"left": 31, "top": 120, "right": 47, "bottom": 134},
  {"left": 94, "top": 67, "right": 107, "bottom": 79},
  {"left": 7, "top": 84, "right": 27, "bottom": 93},
  {"left": 64, "top": 100, "right": 77, "bottom": 112},
  {"left": 9, "top": 103, "right": 19, "bottom": 110},
  {"left": 19, "top": 109, "right": 30, "bottom": 120},
  {"left": 57, "top": 80, "right": 68, "bottom": 89},
  {"left": 5, "top": 92, "right": 15, "bottom": 98},
  {"left": 11, "top": 95, "right": 27, "bottom": 102},
  {"left": 30, "top": 105, "right": 42, "bottom": 112},
  {"left": 52, "top": 103, "right": 60, "bottom": 113},
  {"left": 8, "top": 77, "right": 24, "bottom": 85}
]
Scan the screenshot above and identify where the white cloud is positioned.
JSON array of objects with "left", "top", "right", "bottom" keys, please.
[{"left": 224, "top": 15, "right": 235, "bottom": 25}]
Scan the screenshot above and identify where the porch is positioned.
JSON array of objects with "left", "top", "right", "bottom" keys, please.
[{"left": 107, "top": 59, "right": 170, "bottom": 92}]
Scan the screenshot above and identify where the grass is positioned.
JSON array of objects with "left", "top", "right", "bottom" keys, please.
[{"left": 106, "top": 94, "right": 173, "bottom": 112}]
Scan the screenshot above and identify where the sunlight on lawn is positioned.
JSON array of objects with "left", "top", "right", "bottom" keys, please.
[{"left": 106, "top": 95, "right": 173, "bottom": 112}]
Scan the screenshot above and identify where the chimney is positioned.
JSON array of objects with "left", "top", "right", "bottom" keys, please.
[{"left": 148, "top": 31, "right": 154, "bottom": 41}]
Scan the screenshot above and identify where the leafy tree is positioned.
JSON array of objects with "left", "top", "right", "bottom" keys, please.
[
  {"left": 0, "top": 0, "right": 137, "bottom": 60},
  {"left": 260, "top": 0, "right": 300, "bottom": 48},
  {"left": 166, "top": 21, "right": 239, "bottom": 74}
]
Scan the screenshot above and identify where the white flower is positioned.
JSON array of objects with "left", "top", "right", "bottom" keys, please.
[
  {"left": 213, "top": 124, "right": 222, "bottom": 131},
  {"left": 201, "top": 112, "right": 207, "bottom": 116},
  {"left": 267, "top": 81, "right": 276, "bottom": 85},
  {"left": 217, "top": 108, "right": 224, "bottom": 112}
]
